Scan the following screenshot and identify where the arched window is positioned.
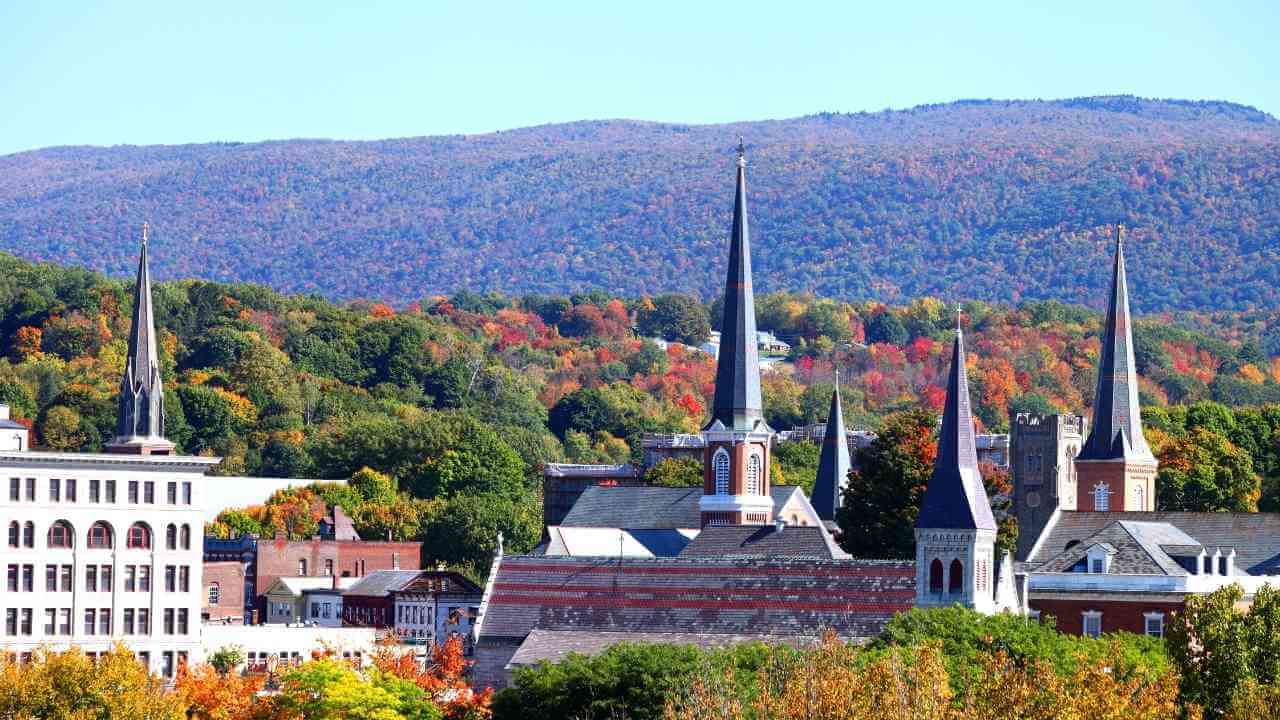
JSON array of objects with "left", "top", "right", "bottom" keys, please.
[
  {"left": 88, "top": 522, "right": 113, "bottom": 549},
  {"left": 713, "top": 448, "right": 730, "bottom": 495},
  {"left": 22, "top": 522, "right": 34, "bottom": 548},
  {"left": 949, "top": 559, "right": 964, "bottom": 593},
  {"left": 126, "top": 523, "right": 151, "bottom": 550},
  {"left": 929, "top": 559, "right": 943, "bottom": 592},
  {"left": 208, "top": 583, "right": 220, "bottom": 606},
  {"left": 165, "top": 524, "right": 177, "bottom": 550},
  {"left": 1093, "top": 482, "right": 1111, "bottom": 512},
  {"left": 6, "top": 521, "right": 17, "bottom": 548},
  {"left": 47, "top": 521, "right": 73, "bottom": 549},
  {"left": 180, "top": 525, "right": 191, "bottom": 550},
  {"left": 745, "top": 453, "right": 761, "bottom": 495}
]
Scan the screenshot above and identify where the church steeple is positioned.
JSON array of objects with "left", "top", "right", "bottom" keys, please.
[
  {"left": 811, "top": 372, "right": 851, "bottom": 522},
  {"left": 107, "top": 224, "right": 174, "bottom": 455},
  {"left": 1078, "top": 225, "right": 1153, "bottom": 462},
  {"left": 705, "top": 138, "right": 768, "bottom": 434}
]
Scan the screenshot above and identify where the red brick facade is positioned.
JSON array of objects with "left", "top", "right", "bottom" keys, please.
[
  {"left": 251, "top": 536, "right": 421, "bottom": 620},
  {"left": 337, "top": 541, "right": 421, "bottom": 580},
  {"left": 700, "top": 439, "right": 772, "bottom": 526},
  {"left": 1074, "top": 459, "right": 1157, "bottom": 512},
  {"left": 202, "top": 561, "right": 246, "bottom": 624},
  {"left": 342, "top": 593, "right": 395, "bottom": 628},
  {"left": 1030, "top": 597, "right": 1183, "bottom": 636}
]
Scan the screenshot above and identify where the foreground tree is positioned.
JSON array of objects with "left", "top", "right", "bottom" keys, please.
[
  {"left": 0, "top": 644, "right": 185, "bottom": 720},
  {"left": 836, "top": 408, "right": 936, "bottom": 558}
]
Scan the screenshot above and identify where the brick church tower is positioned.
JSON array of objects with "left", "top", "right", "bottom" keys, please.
[
  {"left": 698, "top": 141, "right": 775, "bottom": 527},
  {"left": 915, "top": 324, "right": 999, "bottom": 612},
  {"left": 1074, "top": 226, "right": 1157, "bottom": 512}
]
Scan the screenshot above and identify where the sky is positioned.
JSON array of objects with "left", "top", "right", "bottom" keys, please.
[{"left": 1, "top": 1, "right": 1277, "bottom": 156}]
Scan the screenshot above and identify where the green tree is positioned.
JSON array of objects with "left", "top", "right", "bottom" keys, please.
[
  {"left": 773, "top": 441, "right": 822, "bottom": 495},
  {"left": 350, "top": 467, "right": 398, "bottom": 504},
  {"left": 864, "top": 311, "right": 908, "bottom": 346},
  {"left": 836, "top": 408, "right": 936, "bottom": 558},
  {"left": 637, "top": 294, "right": 711, "bottom": 345},
  {"left": 39, "top": 404, "right": 86, "bottom": 450},
  {"left": 423, "top": 489, "right": 540, "bottom": 576},
  {"left": 643, "top": 457, "right": 703, "bottom": 487},
  {"left": 1156, "top": 427, "right": 1260, "bottom": 512}
]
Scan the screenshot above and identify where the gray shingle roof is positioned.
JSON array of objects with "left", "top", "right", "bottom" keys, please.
[
  {"left": 342, "top": 570, "right": 421, "bottom": 597},
  {"left": 811, "top": 383, "right": 851, "bottom": 522},
  {"left": 561, "top": 485, "right": 803, "bottom": 529},
  {"left": 509, "top": 629, "right": 809, "bottom": 667},
  {"left": 1028, "top": 512, "right": 1277, "bottom": 574},
  {"left": 477, "top": 554, "right": 915, "bottom": 642},
  {"left": 678, "top": 525, "right": 850, "bottom": 560}
]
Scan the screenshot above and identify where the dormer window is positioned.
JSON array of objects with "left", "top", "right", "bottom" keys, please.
[{"left": 1085, "top": 543, "right": 1116, "bottom": 574}]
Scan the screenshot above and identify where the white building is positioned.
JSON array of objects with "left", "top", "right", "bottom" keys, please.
[
  {"left": 0, "top": 228, "right": 223, "bottom": 677},
  {"left": 390, "top": 571, "right": 483, "bottom": 654},
  {"left": 200, "top": 624, "right": 378, "bottom": 672},
  {"left": 0, "top": 405, "right": 25, "bottom": 451}
]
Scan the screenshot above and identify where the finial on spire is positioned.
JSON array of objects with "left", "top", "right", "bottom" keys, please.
[
  {"left": 1116, "top": 223, "right": 1125, "bottom": 248},
  {"left": 736, "top": 136, "right": 746, "bottom": 167},
  {"left": 956, "top": 302, "right": 963, "bottom": 333},
  {"left": 142, "top": 222, "right": 149, "bottom": 246}
]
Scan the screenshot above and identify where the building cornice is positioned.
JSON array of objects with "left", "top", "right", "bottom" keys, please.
[{"left": 0, "top": 450, "right": 222, "bottom": 470}]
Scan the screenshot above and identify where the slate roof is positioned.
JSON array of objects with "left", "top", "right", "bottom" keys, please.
[
  {"left": 1078, "top": 228, "right": 1154, "bottom": 462},
  {"left": 113, "top": 227, "right": 168, "bottom": 444},
  {"left": 266, "top": 576, "right": 337, "bottom": 597},
  {"left": 705, "top": 141, "right": 770, "bottom": 434},
  {"left": 540, "top": 527, "right": 697, "bottom": 557},
  {"left": 1027, "top": 512, "right": 1280, "bottom": 575},
  {"left": 476, "top": 554, "right": 916, "bottom": 642},
  {"left": 678, "top": 525, "right": 850, "bottom": 560},
  {"left": 342, "top": 570, "right": 421, "bottom": 597},
  {"left": 810, "top": 381, "right": 852, "bottom": 521},
  {"left": 561, "top": 484, "right": 805, "bottom": 529},
  {"left": 915, "top": 329, "right": 997, "bottom": 531},
  {"left": 397, "top": 571, "right": 483, "bottom": 595},
  {"left": 508, "top": 629, "right": 810, "bottom": 667}
]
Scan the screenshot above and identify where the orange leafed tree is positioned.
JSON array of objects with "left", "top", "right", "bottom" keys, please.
[
  {"left": 175, "top": 663, "right": 267, "bottom": 720},
  {"left": 372, "top": 634, "right": 493, "bottom": 719}
]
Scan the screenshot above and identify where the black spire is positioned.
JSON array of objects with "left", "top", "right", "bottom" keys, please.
[
  {"left": 1078, "top": 226, "right": 1153, "bottom": 461},
  {"left": 915, "top": 326, "right": 997, "bottom": 530},
  {"left": 111, "top": 224, "right": 169, "bottom": 448},
  {"left": 705, "top": 139, "right": 768, "bottom": 432},
  {"left": 811, "top": 372, "right": 851, "bottom": 521}
]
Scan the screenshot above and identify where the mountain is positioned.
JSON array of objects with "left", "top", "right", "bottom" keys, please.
[{"left": 1, "top": 96, "right": 1278, "bottom": 310}]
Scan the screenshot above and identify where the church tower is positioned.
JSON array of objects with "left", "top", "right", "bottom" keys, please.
[
  {"left": 915, "top": 323, "right": 998, "bottom": 612},
  {"left": 1074, "top": 226, "right": 1157, "bottom": 512},
  {"left": 106, "top": 224, "right": 175, "bottom": 456},
  {"left": 699, "top": 140, "right": 775, "bottom": 527},
  {"left": 810, "top": 374, "right": 851, "bottom": 524}
]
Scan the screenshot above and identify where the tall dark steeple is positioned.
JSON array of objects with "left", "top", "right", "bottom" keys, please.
[
  {"left": 705, "top": 138, "right": 768, "bottom": 433},
  {"left": 108, "top": 224, "right": 173, "bottom": 455},
  {"left": 916, "top": 325, "right": 997, "bottom": 531},
  {"left": 1078, "top": 226, "right": 1153, "bottom": 462},
  {"left": 811, "top": 372, "right": 851, "bottom": 522}
]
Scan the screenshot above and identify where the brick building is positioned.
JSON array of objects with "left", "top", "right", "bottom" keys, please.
[
  {"left": 201, "top": 561, "right": 246, "bottom": 624},
  {"left": 341, "top": 570, "right": 419, "bottom": 628}
]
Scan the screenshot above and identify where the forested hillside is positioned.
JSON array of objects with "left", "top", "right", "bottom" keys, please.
[{"left": 1, "top": 96, "right": 1278, "bottom": 310}]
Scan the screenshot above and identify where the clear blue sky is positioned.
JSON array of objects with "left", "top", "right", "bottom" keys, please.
[{"left": 1, "top": 1, "right": 1276, "bottom": 156}]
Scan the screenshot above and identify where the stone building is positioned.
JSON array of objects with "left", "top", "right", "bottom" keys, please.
[{"left": 1011, "top": 412, "right": 1086, "bottom": 560}]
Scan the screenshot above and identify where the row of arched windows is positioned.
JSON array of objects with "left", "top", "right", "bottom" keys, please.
[
  {"left": 711, "top": 448, "right": 764, "bottom": 495},
  {"left": 928, "top": 558, "right": 964, "bottom": 594},
  {"left": 6, "top": 520, "right": 190, "bottom": 551}
]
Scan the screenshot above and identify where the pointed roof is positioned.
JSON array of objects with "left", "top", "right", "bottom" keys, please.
[
  {"left": 811, "top": 375, "right": 852, "bottom": 521},
  {"left": 915, "top": 327, "right": 997, "bottom": 531},
  {"left": 110, "top": 224, "right": 170, "bottom": 449},
  {"left": 1078, "top": 226, "right": 1154, "bottom": 462},
  {"left": 705, "top": 140, "right": 768, "bottom": 433}
]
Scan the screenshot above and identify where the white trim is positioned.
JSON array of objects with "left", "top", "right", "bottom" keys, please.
[
  {"left": 698, "top": 494, "right": 776, "bottom": 514},
  {"left": 1143, "top": 611, "right": 1164, "bottom": 637},
  {"left": 712, "top": 448, "right": 730, "bottom": 496},
  {"left": 1082, "top": 610, "right": 1102, "bottom": 638}
]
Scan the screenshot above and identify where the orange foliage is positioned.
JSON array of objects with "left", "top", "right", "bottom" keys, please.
[
  {"left": 175, "top": 663, "right": 267, "bottom": 720},
  {"left": 371, "top": 634, "right": 493, "bottom": 719}
]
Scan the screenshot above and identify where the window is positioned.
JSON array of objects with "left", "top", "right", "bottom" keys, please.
[
  {"left": 49, "top": 478, "right": 60, "bottom": 502},
  {"left": 58, "top": 609, "right": 71, "bottom": 635},
  {"left": 299, "top": 559, "right": 308, "bottom": 576},
  {"left": 324, "top": 560, "right": 333, "bottom": 576},
  {"left": 85, "top": 609, "right": 97, "bottom": 635},
  {"left": 177, "top": 609, "right": 188, "bottom": 635},
  {"left": 65, "top": 479, "right": 76, "bottom": 503},
  {"left": 180, "top": 525, "right": 191, "bottom": 550},
  {"left": 8, "top": 478, "right": 16, "bottom": 501},
  {"left": 43, "top": 609, "right": 55, "bottom": 634},
  {"left": 165, "top": 566, "right": 176, "bottom": 593},
  {"left": 167, "top": 482, "right": 177, "bottom": 504},
  {"left": 89, "top": 480, "right": 100, "bottom": 503},
  {"left": 165, "top": 524, "right": 177, "bottom": 550},
  {"left": 19, "top": 609, "right": 31, "bottom": 635},
  {"left": 21, "top": 564, "right": 33, "bottom": 592},
  {"left": 948, "top": 559, "right": 963, "bottom": 594},
  {"left": 126, "top": 523, "right": 151, "bottom": 549},
  {"left": 1092, "top": 482, "right": 1111, "bottom": 512},
  {"left": 22, "top": 522, "right": 32, "bottom": 548},
  {"left": 47, "top": 521, "right": 72, "bottom": 548},
  {"left": 88, "top": 522, "right": 112, "bottom": 549},
  {"left": 6, "top": 522, "right": 15, "bottom": 548},
  {"left": 4, "top": 609, "right": 14, "bottom": 635},
  {"left": 179, "top": 566, "right": 189, "bottom": 593},
  {"left": 161, "top": 652, "right": 174, "bottom": 678},
  {"left": 99, "top": 609, "right": 110, "bottom": 635},
  {"left": 1083, "top": 611, "right": 1103, "bottom": 638},
  {"left": 143, "top": 482, "right": 154, "bottom": 504},
  {"left": 746, "top": 452, "right": 761, "bottom": 495},
  {"left": 164, "top": 608, "right": 175, "bottom": 634},
  {"left": 123, "top": 609, "right": 135, "bottom": 635},
  {"left": 208, "top": 583, "right": 220, "bottom": 605},
  {"left": 713, "top": 448, "right": 730, "bottom": 495},
  {"left": 128, "top": 481, "right": 138, "bottom": 503},
  {"left": 929, "top": 559, "right": 943, "bottom": 592},
  {"left": 105, "top": 480, "right": 116, "bottom": 503},
  {"left": 60, "top": 565, "right": 71, "bottom": 592},
  {"left": 85, "top": 566, "right": 97, "bottom": 592},
  {"left": 100, "top": 565, "right": 112, "bottom": 591},
  {"left": 392, "top": 553, "right": 400, "bottom": 570},
  {"left": 125, "top": 566, "right": 136, "bottom": 592},
  {"left": 137, "top": 609, "right": 149, "bottom": 634},
  {"left": 24, "top": 478, "right": 34, "bottom": 501},
  {"left": 182, "top": 482, "right": 192, "bottom": 505},
  {"left": 139, "top": 566, "right": 150, "bottom": 591},
  {"left": 1220, "top": 556, "right": 1230, "bottom": 575},
  {"left": 138, "top": 652, "right": 150, "bottom": 670},
  {"left": 46, "top": 565, "right": 57, "bottom": 592},
  {"left": 1090, "top": 558, "right": 1104, "bottom": 573},
  {"left": 6, "top": 564, "right": 16, "bottom": 592}
]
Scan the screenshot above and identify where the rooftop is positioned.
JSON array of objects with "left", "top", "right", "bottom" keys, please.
[
  {"left": 560, "top": 485, "right": 806, "bottom": 529},
  {"left": 678, "top": 524, "right": 849, "bottom": 560}
]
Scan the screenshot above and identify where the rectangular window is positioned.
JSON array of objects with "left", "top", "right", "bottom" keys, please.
[
  {"left": 139, "top": 566, "right": 150, "bottom": 592},
  {"left": 137, "top": 609, "right": 149, "bottom": 635},
  {"left": 19, "top": 609, "right": 31, "bottom": 635},
  {"left": 60, "top": 565, "right": 72, "bottom": 592},
  {"left": 128, "top": 481, "right": 138, "bottom": 504},
  {"left": 21, "top": 565, "right": 33, "bottom": 592},
  {"left": 324, "top": 559, "right": 333, "bottom": 576},
  {"left": 1145, "top": 613, "right": 1164, "bottom": 638},
  {"left": 165, "top": 566, "right": 175, "bottom": 593},
  {"left": 183, "top": 482, "right": 192, "bottom": 505},
  {"left": 89, "top": 480, "right": 100, "bottom": 503},
  {"left": 99, "top": 609, "right": 110, "bottom": 635},
  {"left": 392, "top": 553, "right": 400, "bottom": 570},
  {"left": 100, "top": 565, "right": 112, "bottom": 591},
  {"left": 6, "top": 565, "right": 16, "bottom": 592},
  {"left": 24, "top": 478, "right": 34, "bottom": 501},
  {"left": 46, "top": 565, "right": 57, "bottom": 592},
  {"left": 312, "top": 603, "right": 321, "bottom": 619},
  {"left": 65, "top": 479, "right": 76, "bottom": 503},
  {"left": 123, "top": 609, "right": 135, "bottom": 635},
  {"left": 179, "top": 566, "right": 189, "bottom": 593},
  {"left": 1082, "top": 612, "right": 1103, "bottom": 639},
  {"left": 299, "top": 559, "right": 307, "bottom": 576},
  {"left": 163, "top": 608, "right": 174, "bottom": 635},
  {"left": 138, "top": 651, "right": 149, "bottom": 671},
  {"left": 85, "top": 566, "right": 97, "bottom": 592},
  {"left": 162, "top": 651, "right": 174, "bottom": 678},
  {"left": 4, "top": 609, "right": 15, "bottom": 635},
  {"left": 105, "top": 480, "right": 116, "bottom": 503},
  {"left": 58, "top": 609, "right": 71, "bottom": 635},
  {"left": 177, "top": 609, "right": 188, "bottom": 635},
  {"left": 125, "top": 565, "right": 136, "bottom": 592},
  {"left": 1090, "top": 558, "right": 1104, "bottom": 573},
  {"left": 167, "top": 482, "right": 177, "bottom": 504},
  {"left": 8, "top": 478, "right": 17, "bottom": 501},
  {"left": 85, "top": 609, "right": 96, "bottom": 635},
  {"left": 43, "top": 609, "right": 55, "bottom": 635},
  {"left": 144, "top": 482, "right": 154, "bottom": 504},
  {"left": 49, "top": 478, "right": 60, "bottom": 502}
]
